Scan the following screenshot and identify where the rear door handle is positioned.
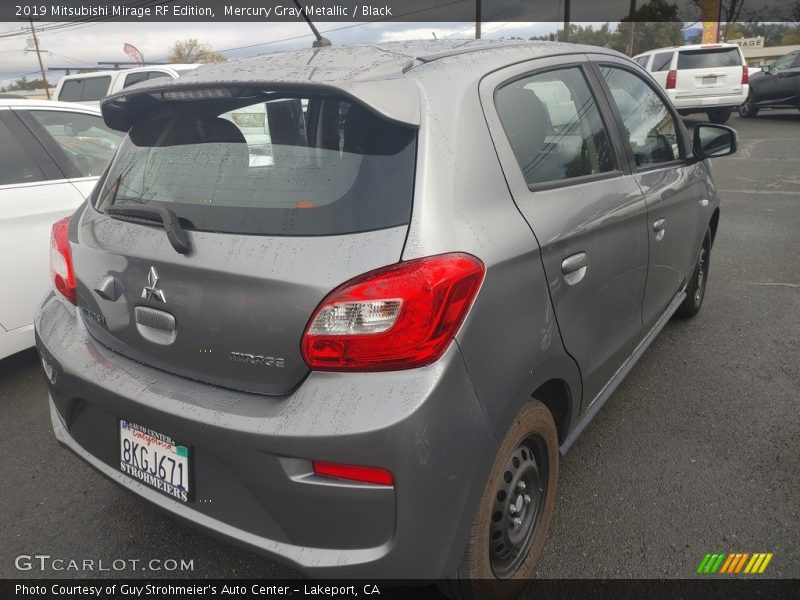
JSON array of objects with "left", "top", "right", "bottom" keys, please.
[
  {"left": 653, "top": 218, "right": 667, "bottom": 241},
  {"left": 561, "top": 252, "right": 588, "bottom": 285}
]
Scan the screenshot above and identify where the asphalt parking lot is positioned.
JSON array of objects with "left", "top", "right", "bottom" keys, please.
[{"left": 1, "top": 110, "right": 798, "bottom": 581}]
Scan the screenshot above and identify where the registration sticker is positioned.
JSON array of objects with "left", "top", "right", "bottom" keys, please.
[{"left": 119, "top": 420, "right": 190, "bottom": 502}]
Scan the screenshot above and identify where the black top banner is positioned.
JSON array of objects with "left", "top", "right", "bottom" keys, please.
[{"left": 2, "top": 0, "right": 799, "bottom": 23}]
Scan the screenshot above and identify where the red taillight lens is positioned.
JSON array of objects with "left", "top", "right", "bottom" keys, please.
[
  {"left": 313, "top": 461, "right": 394, "bottom": 486},
  {"left": 50, "top": 216, "right": 76, "bottom": 305},
  {"left": 741, "top": 65, "right": 749, "bottom": 85},
  {"left": 301, "top": 253, "right": 485, "bottom": 371},
  {"left": 666, "top": 69, "right": 677, "bottom": 90}
]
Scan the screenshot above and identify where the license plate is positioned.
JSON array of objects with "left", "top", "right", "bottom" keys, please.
[
  {"left": 119, "top": 420, "right": 190, "bottom": 502},
  {"left": 702, "top": 75, "right": 716, "bottom": 85}
]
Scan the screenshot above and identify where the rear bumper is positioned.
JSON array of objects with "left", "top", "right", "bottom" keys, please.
[
  {"left": 35, "top": 293, "right": 498, "bottom": 579},
  {"left": 668, "top": 89, "right": 747, "bottom": 110}
]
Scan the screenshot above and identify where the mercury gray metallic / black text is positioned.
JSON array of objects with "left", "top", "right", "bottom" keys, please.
[{"left": 34, "top": 40, "right": 737, "bottom": 597}]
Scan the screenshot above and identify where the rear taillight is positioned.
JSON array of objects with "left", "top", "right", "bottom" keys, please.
[
  {"left": 666, "top": 70, "right": 677, "bottom": 90},
  {"left": 313, "top": 461, "right": 394, "bottom": 486},
  {"left": 741, "top": 65, "right": 749, "bottom": 85},
  {"left": 50, "top": 216, "right": 76, "bottom": 305},
  {"left": 301, "top": 253, "right": 485, "bottom": 371}
]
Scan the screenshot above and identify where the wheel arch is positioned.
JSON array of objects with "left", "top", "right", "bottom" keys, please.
[{"left": 532, "top": 378, "right": 573, "bottom": 446}]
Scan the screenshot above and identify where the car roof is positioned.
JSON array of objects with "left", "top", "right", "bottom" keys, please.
[
  {"left": 101, "top": 39, "right": 628, "bottom": 131},
  {"left": 637, "top": 42, "right": 741, "bottom": 56},
  {"left": 0, "top": 98, "right": 101, "bottom": 113}
]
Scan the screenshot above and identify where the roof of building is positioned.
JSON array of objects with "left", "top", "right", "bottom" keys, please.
[{"left": 741, "top": 44, "right": 800, "bottom": 59}]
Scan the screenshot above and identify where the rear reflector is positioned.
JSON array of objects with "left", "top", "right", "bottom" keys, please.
[
  {"left": 741, "top": 65, "right": 749, "bottom": 85},
  {"left": 302, "top": 253, "right": 485, "bottom": 371},
  {"left": 666, "top": 69, "right": 677, "bottom": 90},
  {"left": 50, "top": 216, "right": 76, "bottom": 305},
  {"left": 313, "top": 461, "right": 394, "bottom": 486}
]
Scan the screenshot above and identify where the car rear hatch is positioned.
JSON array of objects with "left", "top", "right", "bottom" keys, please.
[
  {"left": 72, "top": 87, "right": 418, "bottom": 395},
  {"left": 675, "top": 47, "right": 745, "bottom": 97}
]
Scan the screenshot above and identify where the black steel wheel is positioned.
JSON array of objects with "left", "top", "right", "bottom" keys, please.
[
  {"left": 489, "top": 435, "right": 548, "bottom": 578},
  {"left": 441, "top": 401, "right": 558, "bottom": 600},
  {"left": 676, "top": 227, "right": 712, "bottom": 318}
]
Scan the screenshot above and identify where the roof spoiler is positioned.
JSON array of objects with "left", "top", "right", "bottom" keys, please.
[{"left": 100, "top": 78, "right": 420, "bottom": 132}]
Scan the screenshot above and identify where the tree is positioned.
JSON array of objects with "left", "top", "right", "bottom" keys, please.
[
  {"left": 617, "top": 0, "right": 685, "bottom": 55},
  {"left": 781, "top": 27, "right": 800, "bottom": 45},
  {"left": 531, "top": 24, "right": 619, "bottom": 48},
  {"left": 0, "top": 77, "right": 51, "bottom": 93},
  {"left": 168, "top": 39, "right": 225, "bottom": 64}
]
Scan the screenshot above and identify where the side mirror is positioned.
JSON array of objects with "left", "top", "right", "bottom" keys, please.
[
  {"left": 692, "top": 124, "right": 738, "bottom": 160},
  {"left": 762, "top": 64, "right": 772, "bottom": 74}
]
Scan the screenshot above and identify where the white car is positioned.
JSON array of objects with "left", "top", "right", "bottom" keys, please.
[
  {"left": 0, "top": 100, "right": 122, "bottom": 359},
  {"left": 54, "top": 64, "right": 201, "bottom": 107},
  {"left": 634, "top": 43, "right": 749, "bottom": 123}
]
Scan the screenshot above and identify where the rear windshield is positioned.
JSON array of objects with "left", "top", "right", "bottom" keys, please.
[
  {"left": 677, "top": 48, "right": 741, "bottom": 70},
  {"left": 58, "top": 76, "right": 112, "bottom": 102},
  {"left": 95, "top": 93, "right": 417, "bottom": 236}
]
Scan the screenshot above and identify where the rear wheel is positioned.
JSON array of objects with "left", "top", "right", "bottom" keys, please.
[
  {"left": 707, "top": 108, "right": 732, "bottom": 124},
  {"left": 738, "top": 92, "right": 759, "bottom": 118},
  {"left": 676, "top": 227, "right": 711, "bottom": 319},
  {"left": 441, "top": 401, "right": 559, "bottom": 600}
]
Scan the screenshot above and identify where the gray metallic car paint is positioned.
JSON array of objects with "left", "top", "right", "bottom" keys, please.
[
  {"left": 73, "top": 207, "right": 408, "bottom": 395},
  {"left": 35, "top": 40, "right": 722, "bottom": 579}
]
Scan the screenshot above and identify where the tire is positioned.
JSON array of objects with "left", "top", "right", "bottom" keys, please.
[
  {"left": 738, "top": 92, "right": 759, "bottom": 118},
  {"left": 440, "top": 401, "right": 559, "bottom": 600},
  {"left": 707, "top": 108, "right": 732, "bottom": 124},
  {"left": 675, "top": 227, "right": 711, "bottom": 319}
]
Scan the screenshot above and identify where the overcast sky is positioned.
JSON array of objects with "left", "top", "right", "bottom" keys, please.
[{"left": 0, "top": 20, "right": 568, "bottom": 86}]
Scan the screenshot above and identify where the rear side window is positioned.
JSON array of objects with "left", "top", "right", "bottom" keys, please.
[
  {"left": 27, "top": 110, "right": 123, "bottom": 177},
  {"left": 678, "top": 48, "right": 741, "bottom": 69},
  {"left": 125, "top": 71, "right": 172, "bottom": 87},
  {"left": 634, "top": 56, "right": 649, "bottom": 68},
  {"left": 123, "top": 72, "right": 148, "bottom": 88},
  {"left": 58, "top": 80, "right": 83, "bottom": 102},
  {"left": 95, "top": 93, "right": 417, "bottom": 236},
  {"left": 651, "top": 52, "right": 674, "bottom": 72},
  {"left": 0, "top": 118, "right": 45, "bottom": 185},
  {"left": 58, "top": 76, "right": 112, "bottom": 101},
  {"left": 495, "top": 67, "right": 617, "bottom": 188}
]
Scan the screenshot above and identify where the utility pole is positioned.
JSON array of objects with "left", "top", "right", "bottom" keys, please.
[
  {"left": 626, "top": 0, "right": 637, "bottom": 56},
  {"left": 563, "top": 0, "right": 570, "bottom": 42},
  {"left": 475, "top": 0, "right": 481, "bottom": 39},
  {"left": 28, "top": 18, "right": 50, "bottom": 99}
]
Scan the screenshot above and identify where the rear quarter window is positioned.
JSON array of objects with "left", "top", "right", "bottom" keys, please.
[
  {"left": 678, "top": 48, "right": 741, "bottom": 69},
  {"left": 651, "top": 52, "right": 674, "bottom": 72}
]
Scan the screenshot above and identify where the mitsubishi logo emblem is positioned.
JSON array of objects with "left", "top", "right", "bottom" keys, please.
[{"left": 141, "top": 266, "right": 166, "bottom": 303}]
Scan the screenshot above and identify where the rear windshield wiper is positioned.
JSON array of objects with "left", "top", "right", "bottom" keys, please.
[{"left": 106, "top": 204, "right": 191, "bottom": 255}]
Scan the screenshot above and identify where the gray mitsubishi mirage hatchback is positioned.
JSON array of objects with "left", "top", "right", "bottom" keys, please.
[{"left": 35, "top": 40, "right": 736, "bottom": 595}]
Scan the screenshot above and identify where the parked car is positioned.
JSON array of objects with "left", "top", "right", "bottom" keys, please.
[
  {"left": 35, "top": 41, "right": 736, "bottom": 596},
  {"left": 54, "top": 64, "right": 200, "bottom": 106},
  {"left": 0, "top": 99, "right": 122, "bottom": 359},
  {"left": 634, "top": 43, "right": 749, "bottom": 123},
  {"left": 739, "top": 50, "right": 800, "bottom": 117}
]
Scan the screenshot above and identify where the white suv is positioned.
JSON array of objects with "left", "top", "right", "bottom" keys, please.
[
  {"left": 634, "top": 43, "right": 748, "bottom": 123},
  {"left": 54, "top": 64, "right": 200, "bottom": 107}
]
